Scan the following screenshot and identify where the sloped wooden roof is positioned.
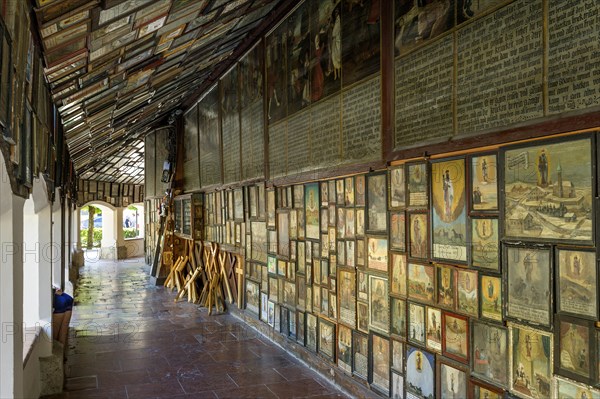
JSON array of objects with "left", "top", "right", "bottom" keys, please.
[{"left": 32, "top": 0, "right": 289, "bottom": 183}]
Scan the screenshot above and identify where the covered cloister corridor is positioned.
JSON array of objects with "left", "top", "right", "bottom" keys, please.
[{"left": 42, "top": 257, "right": 349, "bottom": 399}]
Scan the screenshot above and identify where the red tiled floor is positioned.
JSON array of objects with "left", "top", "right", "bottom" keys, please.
[
  {"left": 41, "top": 258, "right": 349, "bottom": 399},
  {"left": 228, "top": 369, "right": 288, "bottom": 387},
  {"left": 213, "top": 384, "right": 279, "bottom": 399}
]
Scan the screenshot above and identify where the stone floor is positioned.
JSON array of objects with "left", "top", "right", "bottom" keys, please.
[{"left": 42, "top": 257, "right": 348, "bottom": 399}]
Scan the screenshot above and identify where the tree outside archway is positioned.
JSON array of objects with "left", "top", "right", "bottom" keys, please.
[{"left": 80, "top": 205, "right": 103, "bottom": 248}]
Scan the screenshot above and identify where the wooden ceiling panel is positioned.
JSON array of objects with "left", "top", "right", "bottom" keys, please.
[{"left": 32, "top": 0, "right": 291, "bottom": 183}]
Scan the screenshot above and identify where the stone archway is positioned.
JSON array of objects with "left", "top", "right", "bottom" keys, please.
[{"left": 77, "top": 201, "right": 118, "bottom": 260}]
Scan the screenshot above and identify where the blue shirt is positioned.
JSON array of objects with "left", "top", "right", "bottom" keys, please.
[{"left": 53, "top": 293, "right": 73, "bottom": 313}]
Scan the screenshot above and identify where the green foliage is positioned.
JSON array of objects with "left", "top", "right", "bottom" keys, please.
[
  {"left": 123, "top": 228, "right": 140, "bottom": 239},
  {"left": 81, "top": 229, "right": 102, "bottom": 248}
]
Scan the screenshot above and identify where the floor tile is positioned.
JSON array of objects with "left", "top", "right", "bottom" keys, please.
[{"left": 40, "top": 258, "right": 349, "bottom": 399}]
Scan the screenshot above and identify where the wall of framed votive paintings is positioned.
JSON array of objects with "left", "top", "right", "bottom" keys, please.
[{"left": 199, "top": 131, "right": 600, "bottom": 399}]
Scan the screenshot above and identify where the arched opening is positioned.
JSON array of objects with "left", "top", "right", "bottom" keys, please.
[
  {"left": 79, "top": 205, "right": 103, "bottom": 249},
  {"left": 77, "top": 201, "right": 117, "bottom": 260},
  {"left": 76, "top": 201, "right": 144, "bottom": 260}
]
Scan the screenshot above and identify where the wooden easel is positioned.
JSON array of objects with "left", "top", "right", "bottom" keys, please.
[{"left": 199, "top": 242, "right": 226, "bottom": 315}]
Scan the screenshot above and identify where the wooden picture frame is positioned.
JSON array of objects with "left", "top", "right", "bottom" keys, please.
[
  {"left": 280, "top": 307, "right": 289, "bottom": 336},
  {"left": 267, "top": 300, "right": 275, "bottom": 327},
  {"left": 508, "top": 322, "right": 553, "bottom": 399},
  {"left": 390, "top": 211, "right": 406, "bottom": 252},
  {"left": 408, "top": 301, "right": 425, "bottom": 346},
  {"left": 244, "top": 185, "right": 255, "bottom": 220},
  {"left": 358, "top": 270, "right": 368, "bottom": 301},
  {"left": 297, "top": 310, "right": 305, "bottom": 346},
  {"left": 234, "top": 188, "right": 244, "bottom": 221},
  {"left": 471, "top": 320, "right": 509, "bottom": 389},
  {"left": 391, "top": 370, "right": 404, "bottom": 399},
  {"left": 407, "top": 161, "right": 429, "bottom": 209},
  {"left": 357, "top": 301, "right": 369, "bottom": 334},
  {"left": 260, "top": 292, "right": 268, "bottom": 322},
  {"left": 336, "top": 179, "right": 344, "bottom": 205},
  {"left": 267, "top": 189, "right": 276, "bottom": 228},
  {"left": 443, "top": 311, "right": 470, "bottom": 364},
  {"left": 320, "top": 181, "right": 329, "bottom": 206},
  {"left": 556, "top": 247, "right": 598, "bottom": 320},
  {"left": 320, "top": 286, "right": 329, "bottom": 317},
  {"left": 426, "top": 305, "right": 442, "bottom": 353},
  {"left": 356, "top": 237, "right": 365, "bottom": 267},
  {"left": 431, "top": 157, "right": 467, "bottom": 263},
  {"left": 269, "top": 276, "right": 279, "bottom": 302},
  {"left": 306, "top": 312, "right": 318, "bottom": 352},
  {"left": 554, "top": 374, "right": 600, "bottom": 399},
  {"left": 345, "top": 240, "right": 355, "bottom": 268},
  {"left": 408, "top": 211, "right": 429, "bottom": 260},
  {"left": 268, "top": 230, "right": 277, "bottom": 254},
  {"left": 345, "top": 208, "right": 355, "bottom": 239},
  {"left": 328, "top": 180, "right": 336, "bottom": 203},
  {"left": 408, "top": 262, "right": 435, "bottom": 305},
  {"left": 258, "top": 183, "right": 266, "bottom": 220},
  {"left": 504, "top": 244, "right": 553, "bottom": 329},
  {"left": 338, "top": 268, "right": 356, "bottom": 329},
  {"left": 245, "top": 279, "right": 260, "bottom": 316},
  {"left": 305, "top": 183, "right": 320, "bottom": 240},
  {"left": 479, "top": 273, "right": 502, "bottom": 322},
  {"left": 470, "top": 378, "right": 504, "bottom": 399},
  {"left": 391, "top": 297, "right": 407, "bottom": 338},
  {"left": 470, "top": 153, "right": 499, "bottom": 213},
  {"left": 297, "top": 277, "right": 306, "bottom": 311},
  {"left": 283, "top": 280, "right": 296, "bottom": 309},
  {"left": 369, "top": 274, "right": 390, "bottom": 335},
  {"left": 345, "top": 176, "right": 355, "bottom": 206},
  {"left": 390, "top": 252, "right": 407, "bottom": 298},
  {"left": 406, "top": 346, "right": 435, "bottom": 399},
  {"left": 293, "top": 184, "right": 304, "bottom": 209},
  {"left": 470, "top": 217, "right": 499, "bottom": 272},
  {"left": 456, "top": 268, "right": 478, "bottom": 317},
  {"left": 355, "top": 175, "right": 366, "bottom": 206},
  {"left": 277, "top": 210, "right": 290, "bottom": 259},
  {"left": 437, "top": 357, "right": 469, "bottom": 399},
  {"left": 320, "top": 208, "right": 328, "bottom": 234},
  {"left": 318, "top": 317, "right": 336, "bottom": 362},
  {"left": 356, "top": 208, "right": 365, "bottom": 237},
  {"left": 337, "top": 323, "right": 352, "bottom": 373},
  {"left": 370, "top": 332, "right": 390, "bottom": 396},
  {"left": 389, "top": 164, "right": 406, "bottom": 209},
  {"left": 555, "top": 315, "right": 596, "bottom": 385},
  {"left": 289, "top": 309, "right": 297, "bottom": 340},
  {"left": 437, "top": 263, "right": 457, "bottom": 311},
  {"left": 352, "top": 330, "right": 369, "bottom": 380},
  {"left": 391, "top": 338, "right": 404, "bottom": 373},
  {"left": 501, "top": 134, "right": 595, "bottom": 245},
  {"left": 366, "top": 171, "right": 388, "bottom": 234},
  {"left": 367, "top": 235, "right": 388, "bottom": 273}
]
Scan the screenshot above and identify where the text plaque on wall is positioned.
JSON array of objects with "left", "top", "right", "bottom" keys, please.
[
  {"left": 343, "top": 75, "right": 381, "bottom": 162},
  {"left": 394, "top": 35, "right": 453, "bottom": 149},
  {"left": 457, "top": 0, "right": 544, "bottom": 136},
  {"left": 310, "top": 95, "right": 341, "bottom": 169},
  {"left": 548, "top": 1, "right": 600, "bottom": 114},
  {"left": 286, "top": 111, "right": 310, "bottom": 176},
  {"left": 268, "top": 121, "right": 287, "bottom": 179},
  {"left": 199, "top": 90, "right": 222, "bottom": 188},
  {"left": 241, "top": 100, "right": 265, "bottom": 180},
  {"left": 222, "top": 112, "right": 240, "bottom": 184}
]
